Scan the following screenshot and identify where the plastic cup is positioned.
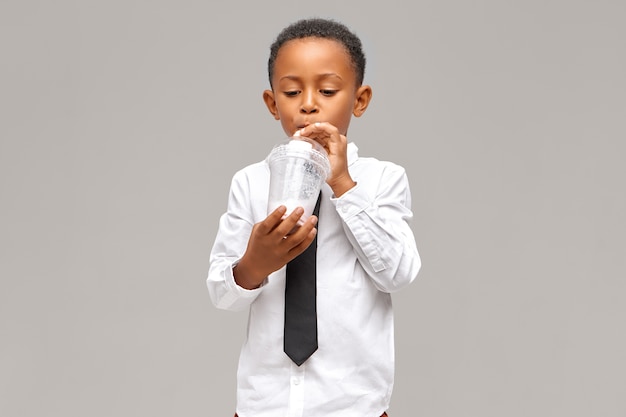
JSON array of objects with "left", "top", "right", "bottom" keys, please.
[{"left": 266, "top": 137, "right": 331, "bottom": 226}]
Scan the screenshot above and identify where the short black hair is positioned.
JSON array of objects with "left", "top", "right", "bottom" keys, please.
[{"left": 268, "top": 18, "right": 366, "bottom": 88}]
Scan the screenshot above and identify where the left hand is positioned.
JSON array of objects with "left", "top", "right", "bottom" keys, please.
[{"left": 295, "top": 122, "right": 356, "bottom": 197}]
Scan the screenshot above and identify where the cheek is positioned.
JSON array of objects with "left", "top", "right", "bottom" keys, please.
[
  {"left": 276, "top": 100, "right": 298, "bottom": 116},
  {"left": 342, "top": 95, "right": 356, "bottom": 112},
  {"left": 340, "top": 100, "right": 356, "bottom": 121}
]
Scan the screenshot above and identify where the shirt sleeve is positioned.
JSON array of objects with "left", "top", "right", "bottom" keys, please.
[
  {"left": 206, "top": 171, "right": 267, "bottom": 311},
  {"left": 331, "top": 162, "right": 421, "bottom": 293}
]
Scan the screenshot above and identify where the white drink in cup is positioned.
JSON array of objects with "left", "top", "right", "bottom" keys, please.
[{"left": 266, "top": 137, "right": 331, "bottom": 226}]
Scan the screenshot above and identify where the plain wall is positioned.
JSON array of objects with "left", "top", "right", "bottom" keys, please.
[{"left": 1, "top": 1, "right": 624, "bottom": 416}]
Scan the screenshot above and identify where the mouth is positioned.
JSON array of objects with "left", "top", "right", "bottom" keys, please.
[
  {"left": 293, "top": 123, "right": 306, "bottom": 136},
  {"left": 297, "top": 120, "right": 318, "bottom": 130}
]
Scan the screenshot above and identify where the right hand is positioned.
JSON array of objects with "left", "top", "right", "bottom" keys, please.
[{"left": 233, "top": 206, "right": 318, "bottom": 289}]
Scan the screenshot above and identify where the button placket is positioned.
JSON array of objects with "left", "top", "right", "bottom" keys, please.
[{"left": 287, "top": 363, "right": 306, "bottom": 417}]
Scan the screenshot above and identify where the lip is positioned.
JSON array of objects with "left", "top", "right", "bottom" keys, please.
[{"left": 296, "top": 121, "right": 315, "bottom": 130}]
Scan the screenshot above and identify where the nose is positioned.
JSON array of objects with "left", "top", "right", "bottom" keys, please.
[{"left": 300, "top": 90, "right": 318, "bottom": 114}]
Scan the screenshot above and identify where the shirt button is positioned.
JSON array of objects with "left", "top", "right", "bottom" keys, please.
[{"left": 293, "top": 378, "right": 300, "bottom": 385}]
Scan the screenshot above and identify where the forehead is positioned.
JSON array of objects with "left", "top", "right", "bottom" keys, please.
[{"left": 273, "top": 37, "right": 355, "bottom": 81}]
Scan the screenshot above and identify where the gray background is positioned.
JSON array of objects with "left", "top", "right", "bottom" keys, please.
[{"left": 1, "top": 0, "right": 624, "bottom": 416}]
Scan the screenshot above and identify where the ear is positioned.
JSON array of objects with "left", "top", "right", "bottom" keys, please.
[
  {"left": 263, "top": 89, "right": 280, "bottom": 120},
  {"left": 353, "top": 85, "right": 372, "bottom": 117}
]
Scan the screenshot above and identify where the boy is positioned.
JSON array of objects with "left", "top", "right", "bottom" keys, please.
[{"left": 207, "top": 18, "right": 421, "bottom": 417}]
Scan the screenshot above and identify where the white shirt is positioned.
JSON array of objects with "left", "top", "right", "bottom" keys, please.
[{"left": 207, "top": 143, "right": 421, "bottom": 417}]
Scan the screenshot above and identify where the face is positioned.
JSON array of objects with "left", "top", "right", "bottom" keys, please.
[{"left": 263, "top": 37, "right": 371, "bottom": 137}]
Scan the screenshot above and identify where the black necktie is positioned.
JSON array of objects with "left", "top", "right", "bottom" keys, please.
[{"left": 284, "top": 193, "right": 321, "bottom": 366}]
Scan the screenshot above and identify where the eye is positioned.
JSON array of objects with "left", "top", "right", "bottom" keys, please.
[
  {"left": 320, "top": 89, "right": 337, "bottom": 96},
  {"left": 283, "top": 90, "right": 300, "bottom": 97}
]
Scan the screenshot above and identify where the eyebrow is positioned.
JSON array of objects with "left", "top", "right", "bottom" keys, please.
[{"left": 279, "top": 73, "right": 343, "bottom": 82}]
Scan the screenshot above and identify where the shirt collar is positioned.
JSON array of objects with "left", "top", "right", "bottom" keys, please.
[{"left": 347, "top": 142, "right": 359, "bottom": 167}]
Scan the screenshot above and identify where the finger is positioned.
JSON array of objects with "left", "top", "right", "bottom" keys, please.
[
  {"left": 283, "top": 214, "right": 316, "bottom": 245},
  {"left": 273, "top": 207, "right": 305, "bottom": 237},
  {"left": 298, "top": 122, "right": 332, "bottom": 141},
  {"left": 302, "top": 123, "right": 345, "bottom": 152},
  {"left": 287, "top": 224, "right": 318, "bottom": 258},
  {"left": 257, "top": 205, "right": 287, "bottom": 234},
  {"left": 290, "top": 214, "right": 317, "bottom": 237}
]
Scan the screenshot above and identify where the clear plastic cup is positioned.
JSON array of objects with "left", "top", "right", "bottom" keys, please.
[{"left": 266, "top": 137, "right": 331, "bottom": 226}]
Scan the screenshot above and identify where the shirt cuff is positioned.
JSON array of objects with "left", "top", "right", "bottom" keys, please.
[
  {"left": 218, "top": 259, "right": 267, "bottom": 309},
  {"left": 331, "top": 182, "right": 370, "bottom": 219}
]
